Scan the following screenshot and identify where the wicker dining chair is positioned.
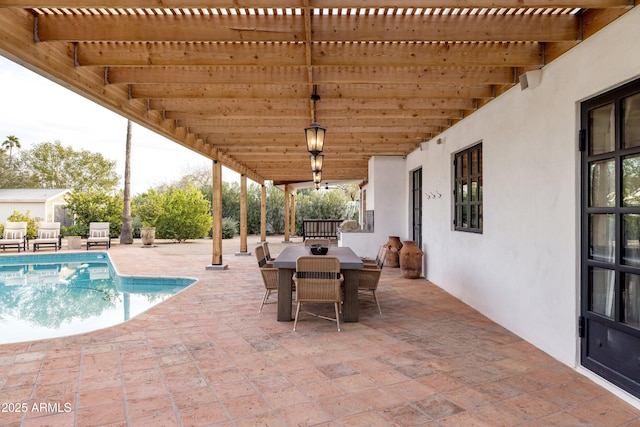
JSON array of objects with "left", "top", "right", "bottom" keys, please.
[
  {"left": 304, "top": 238, "right": 331, "bottom": 247},
  {"left": 255, "top": 244, "right": 273, "bottom": 268},
  {"left": 362, "top": 244, "right": 386, "bottom": 268},
  {"left": 359, "top": 246, "right": 387, "bottom": 314},
  {"left": 255, "top": 245, "right": 278, "bottom": 313},
  {"left": 293, "top": 256, "right": 344, "bottom": 331},
  {"left": 262, "top": 241, "right": 275, "bottom": 262}
]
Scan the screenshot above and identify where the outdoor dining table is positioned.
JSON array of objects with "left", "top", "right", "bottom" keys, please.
[{"left": 273, "top": 246, "right": 364, "bottom": 322}]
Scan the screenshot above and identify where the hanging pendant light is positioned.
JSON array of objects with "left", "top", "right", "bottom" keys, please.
[
  {"left": 305, "top": 122, "right": 326, "bottom": 156},
  {"left": 313, "top": 170, "right": 322, "bottom": 184},
  {"left": 310, "top": 154, "right": 324, "bottom": 173}
]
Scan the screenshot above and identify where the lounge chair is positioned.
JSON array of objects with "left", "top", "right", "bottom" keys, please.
[
  {"left": 1, "top": 221, "right": 28, "bottom": 252},
  {"left": 32, "top": 222, "right": 62, "bottom": 252},
  {"left": 86, "top": 222, "right": 111, "bottom": 250}
]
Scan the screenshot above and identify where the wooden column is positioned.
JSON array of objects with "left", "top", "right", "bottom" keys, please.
[
  {"left": 290, "top": 192, "right": 296, "bottom": 237},
  {"left": 283, "top": 184, "right": 290, "bottom": 242},
  {"left": 238, "top": 174, "right": 249, "bottom": 254},
  {"left": 260, "top": 184, "right": 267, "bottom": 242},
  {"left": 207, "top": 159, "right": 227, "bottom": 269}
]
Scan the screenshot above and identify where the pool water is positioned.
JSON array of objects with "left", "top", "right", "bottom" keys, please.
[{"left": 0, "top": 252, "right": 196, "bottom": 344}]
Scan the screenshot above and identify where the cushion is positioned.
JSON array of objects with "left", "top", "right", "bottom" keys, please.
[
  {"left": 91, "top": 230, "right": 107, "bottom": 238},
  {"left": 3, "top": 231, "right": 23, "bottom": 240},
  {"left": 38, "top": 230, "right": 56, "bottom": 239}
]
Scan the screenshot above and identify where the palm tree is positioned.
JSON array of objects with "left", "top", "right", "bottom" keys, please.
[
  {"left": 120, "top": 120, "right": 134, "bottom": 244},
  {"left": 2, "top": 135, "right": 21, "bottom": 164}
]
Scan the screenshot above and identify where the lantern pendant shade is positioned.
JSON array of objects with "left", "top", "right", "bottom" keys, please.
[
  {"left": 310, "top": 154, "right": 324, "bottom": 173},
  {"left": 305, "top": 122, "right": 326, "bottom": 155},
  {"left": 313, "top": 170, "right": 322, "bottom": 184}
]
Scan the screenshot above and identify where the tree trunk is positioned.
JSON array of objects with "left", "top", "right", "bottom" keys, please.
[{"left": 120, "top": 120, "right": 134, "bottom": 244}]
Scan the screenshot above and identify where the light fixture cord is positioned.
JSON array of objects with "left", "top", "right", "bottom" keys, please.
[{"left": 311, "top": 85, "right": 320, "bottom": 123}]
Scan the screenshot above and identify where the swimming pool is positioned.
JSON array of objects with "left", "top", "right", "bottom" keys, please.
[{"left": 0, "top": 252, "right": 196, "bottom": 344}]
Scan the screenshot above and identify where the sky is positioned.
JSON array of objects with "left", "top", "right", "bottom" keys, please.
[{"left": 0, "top": 56, "right": 239, "bottom": 194}]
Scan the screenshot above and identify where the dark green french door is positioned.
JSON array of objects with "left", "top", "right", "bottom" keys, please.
[
  {"left": 581, "top": 78, "right": 640, "bottom": 397},
  {"left": 412, "top": 168, "right": 422, "bottom": 249}
]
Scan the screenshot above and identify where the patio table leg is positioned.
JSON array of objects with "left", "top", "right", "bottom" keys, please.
[
  {"left": 277, "top": 267, "right": 294, "bottom": 321},
  {"left": 342, "top": 269, "right": 359, "bottom": 322}
]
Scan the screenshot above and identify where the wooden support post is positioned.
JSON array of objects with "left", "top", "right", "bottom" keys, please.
[
  {"left": 207, "top": 159, "right": 227, "bottom": 270},
  {"left": 236, "top": 174, "right": 249, "bottom": 255},
  {"left": 290, "top": 192, "right": 296, "bottom": 237},
  {"left": 260, "top": 184, "right": 267, "bottom": 243},
  {"left": 283, "top": 184, "right": 290, "bottom": 242}
]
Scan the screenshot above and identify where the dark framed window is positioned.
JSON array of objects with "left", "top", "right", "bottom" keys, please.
[{"left": 454, "top": 142, "right": 483, "bottom": 232}]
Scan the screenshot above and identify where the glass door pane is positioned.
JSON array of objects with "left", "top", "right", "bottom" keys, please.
[
  {"left": 624, "top": 214, "right": 640, "bottom": 267},
  {"left": 590, "top": 214, "right": 615, "bottom": 263},
  {"left": 624, "top": 93, "right": 640, "bottom": 149},
  {"left": 590, "top": 267, "right": 615, "bottom": 318},
  {"left": 623, "top": 273, "right": 640, "bottom": 329},
  {"left": 623, "top": 155, "right": 640, "bottom": 207},
  {"left": 590, "top": 159, "right": 615, "bottom": 207},
  {"left": 590, "top": 103, "right": 616, "bottom": 155}
]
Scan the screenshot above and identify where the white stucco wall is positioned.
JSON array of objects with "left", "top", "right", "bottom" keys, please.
[
  {"left": 0, "top": 203, "right": 46, "bottom": 224},
  {"left": 340, "top": 156, "right": 407, "bottom": 259},
  {"left": 404, "top": 6, "right": 640, "bottom": 371}
]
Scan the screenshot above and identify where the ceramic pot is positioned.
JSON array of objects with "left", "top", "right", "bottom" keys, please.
[
  {"left": 385, "top": 236, "right": 403, "bottom": 268},
  {"left": 400, "top": 240, "right": 423, "bottom": 279},
  {"left": 140, "top": 227, "right": 156, "bottom": 246}
]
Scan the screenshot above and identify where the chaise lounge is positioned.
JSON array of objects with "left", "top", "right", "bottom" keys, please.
[
  {"left": 32, "top": 222, "right": 62, "bottom": 252},
  {"left": 86, "top": 222, "right": 111, "bottom": 250},
  {"left": 1, "top": 221, "right": 28, "bottom": 252}
]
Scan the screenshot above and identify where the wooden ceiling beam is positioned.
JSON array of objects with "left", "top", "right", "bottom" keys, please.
[
  {"left": 37, "top": 14, "right": 578, "bottom": 43},
  {"left": 130, "top": 83, "right": 496, "bottom": 100},
  {"left": 197, "top": 125, "right": 443, "bottom": 134},
  {"left": 148, "top": 97, "right": 478, "bottom": 111},
  {"left": 106, "top": 66, "right": 516, "bottom": 85},
  {"left": 76, "top": 41, "right": 542, "bottom": 68},
  {"left": 172, "top": 117, "right": 452, "bottom": 128},
  {"left": 164, "top": 108, "right": 474, "bottom": 120},
  {"left": 208, "top": 140, "right": 424, "bottom": 150}
]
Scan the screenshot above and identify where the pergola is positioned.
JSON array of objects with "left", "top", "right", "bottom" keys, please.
[{"left": 0, "top": 1, "right": 634, "bottom": 265}]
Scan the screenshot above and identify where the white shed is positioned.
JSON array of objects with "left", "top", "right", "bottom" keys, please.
[{"left": 0, "top": 189, "right": 72, "bottom": 225}]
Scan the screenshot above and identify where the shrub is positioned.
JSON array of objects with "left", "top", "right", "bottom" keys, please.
[
  {"left": 63, "top": 191, "right": 123, "bottom": 237},
  {"left": 151, "top": 185, "right": 212, "bottom": 242},
  {"left": 222, "top": 217, "right": 238, "bottom": 239}
]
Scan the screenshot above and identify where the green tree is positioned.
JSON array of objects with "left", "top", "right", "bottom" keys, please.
[
  {"left": 2, "top": 135, "right": 21, "bottom": 164},
  {"left": 63, "top": 191, "right": 123, "bottom": 237},
  {"left": 294, "top": 188, "right": 358, "bottom": 235},
  {"left": 266, "top": 183, "right": 285, "bottom": 234},
  {"left": 154, "top": 185, "right": 212, "bottom": 242},
  {"left": 0, "top": 135, "right": 34, "bottom": 188},
  {"left": 18, "top": 141, "right": 119, "bottom": 192}
]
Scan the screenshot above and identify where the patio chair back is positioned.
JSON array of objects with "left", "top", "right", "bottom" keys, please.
[{"left": 293, "top": 256, "right": 344, "bottom": 331}]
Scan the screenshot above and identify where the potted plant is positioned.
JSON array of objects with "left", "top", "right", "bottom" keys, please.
[{"left": 133, "top": 191, "right": 162, "bottom": 247}]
